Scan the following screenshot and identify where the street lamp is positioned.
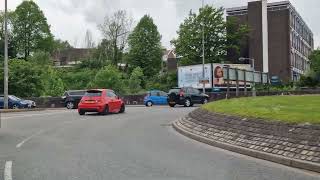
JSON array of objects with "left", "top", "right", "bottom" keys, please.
[
  {"left": 4, "top": 0, "right": 9, "bottom": 109},
  {"left": 239, "top": 57, "right": 256, "bottom": 97},
  {"left": 201, "top": 0, "right": 205, "bottom": 93}
]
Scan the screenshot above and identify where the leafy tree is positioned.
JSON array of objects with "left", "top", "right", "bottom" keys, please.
[
  {"left": 41, "top": 67, "right": 65, "bottom": 96},
  {"left": 28, "top": 51, "right": 53, "bottom": 66},
  {"left": 0, "top": 11, "right": 17, "bottom": 58},
  {"left": 146, "top": 72, "right": 177, "bottom": 92},
  {"left": 298, "top": 50, "right": 320, "bottom": 87},
  {"left": 98, "top": 10, "right": 133, "bottom": 65},
  {"left": 309, "top": 50, "right": 320, "bottom": 74},
  {"left": 128, "top": 67, "right": 144, "bottom": 94},
  {"left": 172, "top": 6, "right": 226, "bottom": 65},
  {"left": 128, "top": 15, "right": 162, "bottom": 78},
  {"left": 226, "top": 16, "right": 250, "bottom": 59},
  {"left": 58, "top": 68, "right": 97, "bottom": 91},
  {"left": 0, "top": 59, "right": 44, "bottom": 97},
  {"left": 12, "top": 1, "right": 54, "bottom": 60},
  {"left": 89, "top": 65, "right": 125, "bottom": 93},
  {"left": 53, "top": 39, "right": 72, "bottom": 52}
]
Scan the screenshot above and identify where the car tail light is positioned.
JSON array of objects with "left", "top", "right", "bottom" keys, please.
[
  {"left": 96, "top": 100, "right": 102, "bottom": 103},
  {"left": 179, "top": 90, "right": 184, "bottom": 97}
]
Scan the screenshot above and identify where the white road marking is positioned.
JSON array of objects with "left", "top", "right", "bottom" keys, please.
[
  {"left": 2, "top": 111, "right": 70, "bottom": 120},
  {"left": 16, "top": 130, "right": 45, "bottom": 148},
  {"left": 4, "top": 161, "right": 13, "bottom": 180}
]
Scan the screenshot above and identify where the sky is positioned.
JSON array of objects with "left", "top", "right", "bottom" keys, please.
[{"left": 1, "top": 0, "right": 319, "bottom": 49}]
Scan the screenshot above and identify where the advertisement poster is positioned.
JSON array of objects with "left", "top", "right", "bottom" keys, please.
[{"left": 178, "top": 64, "right": 212, "bottom": 89}]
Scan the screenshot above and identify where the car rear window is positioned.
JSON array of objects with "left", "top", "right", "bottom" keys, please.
[
  {"left": 69, "top": 91, "right": 86, "bottom": 96},
  {"left": 85, "top": 90, "right": 102, "bottom": 97},
  {"left": 169, "top": 89, "right": 180, "bottom": 94}
]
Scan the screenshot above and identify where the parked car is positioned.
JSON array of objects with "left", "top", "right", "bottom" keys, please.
[
  {"left": 144, "top": 90, "right": 168, "bottom": 106},
  {"left": 167, "top": 87, "right": 209, "bottom": 107},
  {"left": 62, "top": 90, "right": 86, "bottom": 109},
  {"left": 78, "top": 89, "right": 125, "bottom": 115},
  {"left": 0, "top": 95, "right": 36, "bottom": 109}
]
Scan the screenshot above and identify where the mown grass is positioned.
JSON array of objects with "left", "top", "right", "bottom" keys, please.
[{"left": 202, "top": 95, "right": 320, "bottom": 124}]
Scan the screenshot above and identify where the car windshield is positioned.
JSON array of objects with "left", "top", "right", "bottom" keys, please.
[
  {"left": 9, "top": 95, "right": 21, "bottom": 101},
  {"left": 84, "top": 90, "right": 102, "bottom": 97}
]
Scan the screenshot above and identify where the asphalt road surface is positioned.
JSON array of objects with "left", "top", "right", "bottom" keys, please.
[{"left": 0, "top": 107, "right": 319, "bottom": 180}]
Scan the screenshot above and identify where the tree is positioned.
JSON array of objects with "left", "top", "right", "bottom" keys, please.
[
  {"left": 28, "top": 51, "right": 52, "bottom": 66},
  {"left": 98, "top": 10, "right": 133, "bottom": 65},
  {"left": 53, "top": 39, "right": 72, "bottom": 52},
  {"left": 41, "top": 67, "right": 65, "bottom": 96},
  {"left": 127, "top": 15, "right": 162, "bottom": 78},
  {"left": 12, "top": 1, "right": 54, "bottom": 60},
  {"left": 128, "top": 67, "right": 144, "bottom": 94},
  {"left": 89, "top": 65, "right": 125, "bottom": 94},
  {"left": 0, "top": 11, "right": 17, "bottom": 58},
  {"left": 309, "top": 49, "right": 320, "bottom": 74},
  {"left": 298, "top": 49, "right": 320, "bottom": 87},
  {"left": 172, "top": 6, "right": 226, "bottom": 65}
]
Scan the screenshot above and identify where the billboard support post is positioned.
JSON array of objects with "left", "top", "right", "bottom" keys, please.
[
  {"left": 244, "top": 69, "right": 247, "bottom": 96},
  {"left": 236, "top": 69, "right": 239, "bottom": 97},
  {"left": 226, "top": 66, "right": 230, "bottom": 99}
]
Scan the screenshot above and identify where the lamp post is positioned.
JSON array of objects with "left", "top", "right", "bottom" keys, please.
[
  {"left": 239, "top": 57, "right": 256, "bottom": 97},
  {"left": 4, "top": 0, "right": 9, "bottom": 109},
  {"left": 201, "top": 0, "right": 206, "bottom": 93}
]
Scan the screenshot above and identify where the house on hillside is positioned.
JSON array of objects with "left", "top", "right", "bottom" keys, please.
[
  {"left": 52, "top": 48, "right": 92, "bottom": 67},
  {"left": 162, "top": 49, "right": 177, "bottom": 72}
]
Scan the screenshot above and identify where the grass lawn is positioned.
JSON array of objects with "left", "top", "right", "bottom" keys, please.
[{"left": 202, "top": 95, "right": 320, "bottom": 124}]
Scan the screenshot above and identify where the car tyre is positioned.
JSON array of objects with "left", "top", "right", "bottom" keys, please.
[
  {"left": 184, "top": 98, "right": 192, "bottom": 107},
  {"left": 146, "top": 101, "right": 153, "bottom": 107},
  {"left": 169, "top": 103, "right": 176, "bottom": 107},
  {"left": 119, "top": 104, "right": 125, "bottom": 113},
  {"left": 12, "top": 104, "right": 19, "bottom": 109},
  {"left": 101, "top": 105, "right": 109, "bottom": 115},
  {"left": 203, "top": 98, "right": 208, "bottom": 104},
  {"left": 79, "top": 110, "right": 85, "bottom": 115},
  {"left": 66, "top": 101, "right": 75, "bottom": 109}
]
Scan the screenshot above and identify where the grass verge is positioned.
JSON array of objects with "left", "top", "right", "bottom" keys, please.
[{"left": 202, "top": 95, "right": 320, "bottom": 124}]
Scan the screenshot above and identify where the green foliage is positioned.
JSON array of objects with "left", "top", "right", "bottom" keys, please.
[
  {"left": 128, "top": 15, "right": 162, "bottom": 78},
  {"left": 128, "top": 67, "right": 144, "bottom": 94},
  {"left": 89, "top": 65, "right": 125, "bottom": 94},
  {"left": 12, "top": 1, "right": 54, "bottom": 59},
  {"left": 41, "top": 67, "right": 65, "bottom": 96},
  {"left": 0, "top": 11, "right": 17, "bottom": 58},
  {"left": 172, "top": 6, "right": 226, "bottom": 65},
  {"left": 298, "top": 50, "right": 320, "bottom": 87},
  {"left": 28, "top": 51, "right": 52, "bottom": 66},
  {"left": 53, "top": 39, "right": 72, "bottom": 51},
  {"left": 146, "top": 72, "right": 177, "bottom": 92},
  {"left": 0, "top": 59, "right": 44, "bottom": 97},
  {"left": 58, "top": 68, "right": 97, "bottom": 91}
]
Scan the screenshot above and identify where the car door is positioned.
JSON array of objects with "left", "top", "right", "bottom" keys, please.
[
  {"left": 190, "top": 88, "right": 202, "bottom": 103},
  {"left": 159, "top": 91, "right": 168, "bottom": 104},
  {"left": 150, "top": 91, "right": 160, "bottom": 105},
  {"left": 0, "top": 96, "right": 4, "bottom": 109},
  {"left": 106, "top": 91, "right": 116, "bottom": 112}
]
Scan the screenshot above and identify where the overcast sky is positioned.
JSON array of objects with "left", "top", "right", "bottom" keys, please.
[{"left": 1, "top": 0, "right": 319, "bottom": 49}]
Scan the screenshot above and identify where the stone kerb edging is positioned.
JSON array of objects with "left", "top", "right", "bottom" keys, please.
[{"left": 173, "top": 108, "right": 320, "bottom": 173}]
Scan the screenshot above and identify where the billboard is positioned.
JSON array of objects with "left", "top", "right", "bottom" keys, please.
[
  {"left": 212, "top": 64, "right": 252, "bottom": 87},
  {"left": 178, "top": 64, "right": 212, "bottom": 89}
]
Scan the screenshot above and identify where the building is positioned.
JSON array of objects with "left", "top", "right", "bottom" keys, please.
[
  {"left": 162, "top": 49, "right": 177, "bottom": 72},
  {"left": 226, "top": 0, "right": 314, "bottom": 82},
  {"left": 52, "top": 48, "right": 92, "bottom": 67}
]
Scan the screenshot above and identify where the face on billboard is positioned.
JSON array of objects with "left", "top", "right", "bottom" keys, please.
[{"left": 213, "top": 66, "right": 224, "bottom": 85}]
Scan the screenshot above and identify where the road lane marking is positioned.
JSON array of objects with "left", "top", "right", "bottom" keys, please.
[
  {"left": 16, "top": 130, "right": 45, "bottom": 148},
  {"left": 4, "top": 161, "right": 12, "bottom": 180},
  {"left": 2, "top": 111, "right": 70, "bottom": 120}
]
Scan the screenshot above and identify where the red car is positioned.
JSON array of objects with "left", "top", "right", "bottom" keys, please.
[{"left": 78, "top": 89, "right": 125, "bottom": 115}]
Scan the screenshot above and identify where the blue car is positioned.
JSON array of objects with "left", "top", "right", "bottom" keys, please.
[
  {"left": 144, "top": 90, "right": 168, "bottom": 106},
  {"left": 0, "top": 95, "right": 35, "bottom": 109}
]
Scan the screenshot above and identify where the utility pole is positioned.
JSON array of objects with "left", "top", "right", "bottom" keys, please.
[
  {"left": 201, "top": 0, "right": 206, "bottom": 94},
  {"left": 4, "top": 0, "right": 9, "bottom": 109}
]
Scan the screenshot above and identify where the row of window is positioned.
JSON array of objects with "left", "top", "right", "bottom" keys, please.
[
  {"left": 290, "top": 31, "right": 312, "bottom": 58},
  {"left": 290, "top": 52, "right": 310, "bottom": 72},
  {"left": 290, "top": 11, "right": 313, "bottom": 46}
]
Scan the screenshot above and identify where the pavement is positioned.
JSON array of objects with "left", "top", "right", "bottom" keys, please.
[{"left": 0, "top": 107, "right": 319, "bottom": 180}]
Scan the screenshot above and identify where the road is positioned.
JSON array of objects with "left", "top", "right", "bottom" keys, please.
[{"left": 0, "top": 107, "right": 319, "bottom": 180}]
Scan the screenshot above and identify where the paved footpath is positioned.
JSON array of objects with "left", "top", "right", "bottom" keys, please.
[{"left": 0, "top": 107, "right": 319, "bottom": 180}]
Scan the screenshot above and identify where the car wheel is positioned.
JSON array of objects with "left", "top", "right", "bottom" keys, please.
[
  {"left": 203, "top": 98, "right": 208, "bottom": 104},
  {"left": 119, "top": 104, "right": 125, "bottom": 113},
  {"left": 78, "top": 110, "right": 85, "bottom": 115},
  {"left": 184, "top": 98, "right": 192, "bottom": 107},
  {"left": 146, "top": 101, "right": 153, "bottom": 107},
  {"left": 101, "top": 105, "right": 109, "bottom": 115},
  {"left": 66, "top": 101, "right": 75, "bottom": 109},
  {"left": 169, "top": 103, "right": 176, "bottom": 107},
  {"left": 12, "top": 104, "right": 19, "bottom": 109}
]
